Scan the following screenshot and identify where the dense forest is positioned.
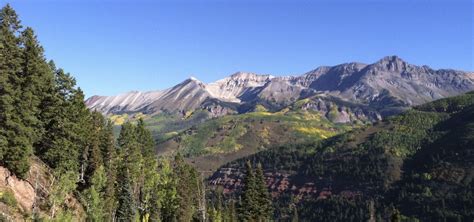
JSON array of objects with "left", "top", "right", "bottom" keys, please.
[
  {"left": 215, "top": 91, "right": 474, "bottom": 221},
  {"left": 0, "top": 4, "right": 211, "bottom": 221}
]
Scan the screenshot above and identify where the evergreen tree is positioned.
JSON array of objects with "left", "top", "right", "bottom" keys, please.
[
  {"left": 239, "top": 161, "right": 258, "bottom": 221},
  {"left": 116, "top": 164, "right": 136, "bottom": 222},
  {"left": 255, "top": 163, "right": 273, "bottom": 221},
  {"left": 0, "top": 4, "right": 32, "bottom": 178},
  {"left": 101, "top": 120, "right": 118, "bottom": 221},
  {"left": 84, "top": 111, "right": 105, "bottom": 186},
  {"left": 71, "top": 87, "right": 93, "bottom": 178},
  {"left": 34, "top": 59, "right": 57, "bottom": 154},
  {"left": 174, "top": 153, "right": 200, "bottom": 221},
  {"left": 118, "top": 122, "right": 142, "bottom": 198},
  {"left": 238, "top": 162, "right": 273, "bottom": 221},
  {"left": 20, "top": 27, "right": 52, "bottom": 144},
  {"left": 136, "top": 118, "right": 155, "bottom": 157},
  {"left": 40, "top": 68, "right": 88, "bottom": 174}
]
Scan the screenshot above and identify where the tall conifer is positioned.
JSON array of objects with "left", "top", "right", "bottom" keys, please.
[
  {"left": 102, "top": 120, "right": 118, "bottom": 221},
  {"left": 20, "top": 27, "right": 52, "bottom": 143},
  {"left": 255, "top": 163, "right": 273, "bottom": 221},
  {"left": 239, "top": 161, "right": 258, "bottom": 221},
  {"left": 0, "top": 4, "right": 32, "bottom": 178},
  {"left": 117, "top": 122, "right": 142, "bottom": 199},
  {"left": 116, "top": 164, "right": 136, "bottom": 221}
]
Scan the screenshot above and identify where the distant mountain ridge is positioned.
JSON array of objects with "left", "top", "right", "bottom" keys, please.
[{"left": 86, "top": 56, "right": 474, "bottom": 118}]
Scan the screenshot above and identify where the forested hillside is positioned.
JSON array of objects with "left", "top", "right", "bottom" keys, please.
[
  {"left": 154, "top": 93, "right": 386, "bottom": 174},
  {"left": 0, "top": 5, "right": 205, "bottom": 221},
  {"left": 210, "top": 91, "right": 474, "bottom": 221}
]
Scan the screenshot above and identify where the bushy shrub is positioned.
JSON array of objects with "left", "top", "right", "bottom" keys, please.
[{"left": 0, "top": 190, "right": 17, "bottom": 207}]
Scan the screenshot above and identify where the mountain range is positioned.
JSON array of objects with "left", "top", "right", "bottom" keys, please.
[{"left": 86, "top": 56, "right": 474, "bottom": 119}]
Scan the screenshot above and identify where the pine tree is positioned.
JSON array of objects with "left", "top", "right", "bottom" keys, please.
[
  {"left": 239, "top": 161, "right": 258, "bottom": 221},
  {"left": 20, "top": 27, "right": 52, "bottom": 144},
  {"left": 40, "top": 68, "right": 88, "bottom": 174},
  {"left": 118, "top": 122, "right": 142, "bottom": 196},
  {"left": 238, "top": 162, "right": 273, "bottom": 221},
  {"left": 101, "top": 120, "right": 118, "bottom": 221},
  {"left": 255, "top": 163, "right": 273, "bottom": 221},
  {"left": 71, "top": 87, "right": 93, "bottom": 178},
  {"left": 136, "top": 118, "right": 154, "bottom": 157},
  {"left": 34, "top": 60, "right": 57, "bottom": 154},
  {"left": 174, "top": 153, "right": 200, "bottom": 221},
  {"left": 0, "top": 4, "right": 32, "bottom": 178},
  {"left": 84, "top": 111, "right": 105, "bottom": 186},
  {"left": 116, "top": 164, "right": 136, "bottom": 222}
]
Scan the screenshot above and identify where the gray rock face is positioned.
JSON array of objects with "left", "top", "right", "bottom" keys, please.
[
  {"left": 332, "top": 56, "right": 474, "bottom": 106},
  {"left": 86, "top": 56, "right": 474, "bottom": 119},
  {"left": 297, "top": 94, "right": 382, "bottom": 123}
]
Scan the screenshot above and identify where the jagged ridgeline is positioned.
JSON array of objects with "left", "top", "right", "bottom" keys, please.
[
  {"left": 0, "top": 4, "right": 205, "bottom": 221},
  {"left": 210, "top": 91, "right": 474, "bottom": 221}
]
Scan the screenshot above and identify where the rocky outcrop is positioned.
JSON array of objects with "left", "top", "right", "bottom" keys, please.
[
  {"left": 206, "top": 72, "right": 274, "bottom": 103},
  {"left": 0, "top": 158, "right": 84, "bottom": 220},
  {"left": 297, "top": 95, "right": 382, "bottom": 123},
  {"left": 204, "top": 105, "right": 235, "bottom": 118},
  {"left": 0, "top": 167, "right": 35, "bottom": 212}
]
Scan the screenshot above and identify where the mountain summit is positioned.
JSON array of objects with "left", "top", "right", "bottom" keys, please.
[{"left": 86, "top": 56, "right": 474, "bottom": 117}]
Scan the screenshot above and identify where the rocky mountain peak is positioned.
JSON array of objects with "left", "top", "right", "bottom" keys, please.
[
  {"left": 332, "top": 62, "right": 367, "bottom": 73},
  {"left": 379, "top": 55, "right": 406, "bottom": 63},
  {"left": 229, "top": 72, "right": 274, "bottom": 81},
  {"left": 188, "top": 76, "right": 200, "bottom": 82},
  {"left": 373, "top": 55, "right": 409, "bottom": 71},
  {"left": 180, "top": 76, "right": 205, "bottom": 88}
]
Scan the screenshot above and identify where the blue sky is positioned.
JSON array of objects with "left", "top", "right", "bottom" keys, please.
[{"left": 3, "top": 0, "right": 473, "bottom": 97}]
